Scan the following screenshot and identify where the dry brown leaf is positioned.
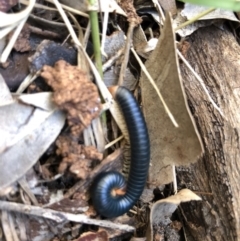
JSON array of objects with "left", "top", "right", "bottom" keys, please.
[
  {"left": 133, "top": 26, "right": 158, "bottom": 59},
  {"left": 74, "top": 230, "right": 108, "bottom": 241},
  {"left": 158, "top": 0, "right": 177, "bottom": 16},
  {"left": 141, "top": 13, "right": 203, "bottom": 186},
  {"left": 147, "top": 189, "right": 201, "bottom": 241}
]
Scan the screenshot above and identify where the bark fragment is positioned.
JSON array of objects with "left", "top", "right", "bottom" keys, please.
[{"left": 178, "top": 25, "right": 240, "bottom": 240}]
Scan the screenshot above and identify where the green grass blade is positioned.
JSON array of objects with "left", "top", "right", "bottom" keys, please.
[{"left": 179, "top": 0, "right": 240, "bottom": 11}]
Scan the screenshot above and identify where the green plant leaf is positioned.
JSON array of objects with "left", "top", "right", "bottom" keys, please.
[{"left": 179, "top": 0, "right": 240, "bottom": 11}]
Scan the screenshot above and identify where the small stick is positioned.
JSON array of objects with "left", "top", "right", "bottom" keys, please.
[
  {"left": 1, "top": 211, "right": 14, "bottom": 241},
  {"left": 105, "top": 135, "right": 124, "bottom": 150},
  {"left": 8, "top": 213, "right": 20, "bottom": 241},
  {"left": 118, "top": 22, "right": 135, "bottom": 86},
  {"left": 174, "top": 7, "right": 215, "bottom": 31},
  {"left": 0, "top": 201, "right": 135, "bottom": 232},
  {"left": 103, "top": 47, "right": 124, "bottom": 72}
]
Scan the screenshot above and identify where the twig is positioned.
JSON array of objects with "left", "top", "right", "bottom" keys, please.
[
  {"left": 172, "top": 165, "right": 177, "bottom": 194},
  {"left": 118, "top": 22, "right": 135, "bottom": 86},
  {"left": 1, "top": 17, "right": 27, "bottom": 63},
  {"left": 8, "top": 214, "right": 20, "bottom": 241},
  {"left": 91, "top": 118, "right": 105, "bottom": 152},
  {"left": 152, "top": 0, "right": 165, "bottom": 24},
  {"left": 174, "top": 7, "right": 215, "bottom": 31},
  {"left": 100, "top": 0, "right": 109, "bottom": 56},
  {"left": 16, "top": 72, "right": 39, "bottom": 94},
  {"left": 105, "top": 135, "right": 124, "bottom": 150},
  {"left": 0, "top": 0, "right": 36, "bottom": 62},
  {"left": 0, "top": 201, "right": 135, "bottom": 232},
  {"left": 83, "top": 22, "right": 91, "bottom": 49},
  {"left": 0, "top": 23, "right": 18, "bottom": 39},
  {"left": 18, "top": 177, "right": 39, "bottom": 206},
  {"left": 103, "top": 47, "right": 124, "bottom": 72},
  {"left": 1, "top": 211, "right": 14, "bottom": 241},
  {"left": 29, "top": 26, "right": 62, "bottom": 39},
  {"left": 0, "top": 0, "right": 35, "bottom": 27},
  {"left": 44, "top": 0, "right": 89, "bottom": 18}
]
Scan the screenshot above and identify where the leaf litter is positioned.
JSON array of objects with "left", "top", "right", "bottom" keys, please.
[{"left": 0, "top": 0, "right": 223, "bottom": 240}]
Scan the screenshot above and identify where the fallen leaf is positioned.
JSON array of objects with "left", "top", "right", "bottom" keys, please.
[
  {"left": 158, "top": 0, "right": 177, "bottom": 15},
  {"left": 18, "top": 92, "right": 56, "bottom": 111},
  {"left": 174, "top": 3, "right": 240, "bottom": 37},
  {"left": 133, "top": 25, "right": 158, "bottom": 59},
  {"left": 0, "top": 109, "right": 65, "bottom": 190},
  {"left": 74, "top": 230, "right": 108, "bottom": 241},
  {"left": 0, "top": 102, "right": 55, "bottom": 153},
  {"left": 0, "top": 75, "right": 65, "bottom": 189},
  {"left": 141, "top": 13, "right": 203, "bottom": 186}
]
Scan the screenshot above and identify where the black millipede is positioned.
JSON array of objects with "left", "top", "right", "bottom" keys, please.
[{"left": 91, "top": 86, "right": 150, "bottom": 218}]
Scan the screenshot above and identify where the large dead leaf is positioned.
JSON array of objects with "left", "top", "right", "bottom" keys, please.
[
  {"left": 0, "top": 76, "right": 65, "bottom": 190},
  {"left": 141, "top": 13, "right": 203, "bottom": 185},
  {"left": 0, "top": 109, "right": 65, "bottom": 190}
]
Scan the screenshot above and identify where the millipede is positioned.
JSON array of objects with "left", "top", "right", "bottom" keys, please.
[{"left": 91, "top": 86, "right": 150, "bottom": 218}]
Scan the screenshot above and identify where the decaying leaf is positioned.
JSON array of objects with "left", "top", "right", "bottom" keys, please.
[
  {"left": 174, "top": 3, "right": 240, "bottom": 37},
  {"left": 133, "top": 26, "right": 158, "bottom": 59},
  {"left": 74, "top": 230, "right": 108, "bottom": 241},
  {"left": 0, "top": 102, "right": 56, "bottom": 153},
  {"left": 158, "top": 0, "right": 177, "bottom": 15},
  {"left": 0, "top": 75, "right": 66, "bottom": 190},
  {"left": 141, "top": 13, "right": 203, "bottom": 186},
  {"left": 18, "top": 92, "right": 56, "bottom": 111},
  {"left": 0, "top": 109, "right": 65, "bottom": 190},
  {"left": 147, "top": 189, "right": 201, "bottom": 241},
  {"left": 182, "top": 3, "right": 240, "bottom": 21}
]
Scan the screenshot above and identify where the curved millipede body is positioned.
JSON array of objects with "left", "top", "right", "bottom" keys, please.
[{"left": 91, "top": 86, "right": 150, "bottom": 218}]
